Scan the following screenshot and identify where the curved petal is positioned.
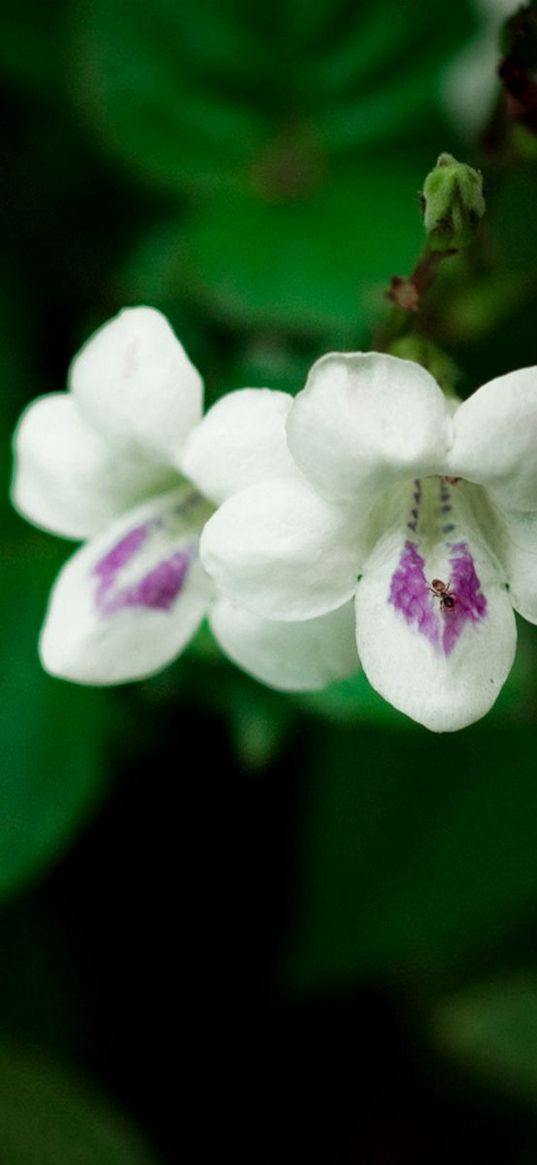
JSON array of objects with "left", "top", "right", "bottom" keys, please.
[
  {"left": 40, "top": 487, "right": 214, "bottom": 684},
  {"left": 210, "top": 597, "right": 359, "bottom": 691},
  {"left": 200, "top": 477, "right": 361, "bottom": 621},
  {"left": 355, "top": 519, "right": 516, "bottom": 732},
  {"left": 181, "top": 388, "right": 299, "bottom": 503},
  {"left": 448, "top": 367, "right": 537, "bottom": 510},
  {"left": 11, "top": 393, "right": 177, "bottom": 540},
  {"left": 70, "top": 306, "right": 203, "bottom": 464},
  {"left": 286, "top": 352, "right": 451, "bottom": 505},
  {"left": 491, "top": 507, "right": 537, "bottom": 625}
]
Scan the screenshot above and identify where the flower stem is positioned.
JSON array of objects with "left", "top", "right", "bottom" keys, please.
[
  {"left": 373, "top": 245, "right": 456, "bottom": 352},
  {"left": 373, "top": 154, "right": 485, "bottom": 354}
]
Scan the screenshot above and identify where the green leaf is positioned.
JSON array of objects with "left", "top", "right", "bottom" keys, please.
[
  {"left": 70, "top": 0, "right": 268, "bottom": 194},
  {"left": 0, "top": 1044, "right": 164, "bottom": 1163},
  {"left": 311, "top": 1, "right": 474, "bottom": 151},
  {"left": 285, "top": 722, "right": 537, "bottom": 990},
  {"left": 185, "top": 161, "right": 423, "bottom": 338},
  {"left": 0, "top": 525, "right": 112, "bottom": 899},
  {"left": 304, "top": 0, "right": 474, "bottom": 102},
  {"left": 435, "top": 976, "right": 537, "bottom": 1102},
  {"left": 70, "top": 0, "right": 473, "bottom": 193}
]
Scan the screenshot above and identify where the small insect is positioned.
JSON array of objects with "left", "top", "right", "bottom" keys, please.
[{"left": 430, "top": 578, "right": 457, "bottom": 611}]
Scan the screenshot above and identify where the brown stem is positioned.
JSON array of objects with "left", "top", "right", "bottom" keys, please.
[{"left": 373, "top": 245, "right": 457, "bottom": 351}]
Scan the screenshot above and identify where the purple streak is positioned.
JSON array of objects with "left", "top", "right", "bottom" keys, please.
[
  {"left": 94, "top": 524, "right": 149, "bottom": 584},
  {"left": 389, "top": 538, "right": 487, "bottom": 655},
  {"left": 92, "top": 522, "right": 193, "bottom": 616},
  {"left": 96, "top": 551, "right": 192, "bottom": 615},
  {"left": 389, "top": 540, "right": 439, "bottom": 646},
  {"left": 442, "top": 542, "right": 487, "bottom": 655}
]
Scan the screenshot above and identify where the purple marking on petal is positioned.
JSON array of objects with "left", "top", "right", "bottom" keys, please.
[
  {"left": 442, "top": 542, "right": 487, "bottom": 655},
  {"left": 132, "top": 554, "right": 191, "bottom": 610},
  {"left": 389, "top": 540, "right": 439, "bottom": 646},
  {"left": 93, "top": 524, "right": 149, "bottom": 585},
  {"left": 388, "top": 538, "right": 487, "bottom": 656},
  {"left": 97, "top": 549, "right": 193, "bottom": 616},
  {"left": 92, "top": 518, "right": 196, "bottom": 618}
]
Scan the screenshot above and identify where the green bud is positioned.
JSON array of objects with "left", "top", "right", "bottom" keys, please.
[{"left": 421, "top": 153, "right": 485, "bottom": 252}]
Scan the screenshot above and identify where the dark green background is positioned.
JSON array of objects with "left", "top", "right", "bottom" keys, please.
[{"left": 2, "top": 1, "right": 537, "bottom": 1159}]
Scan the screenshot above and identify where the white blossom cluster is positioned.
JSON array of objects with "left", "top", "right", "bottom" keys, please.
[{"left": 12, "top": 307, "right": 537, "bottom": 731}]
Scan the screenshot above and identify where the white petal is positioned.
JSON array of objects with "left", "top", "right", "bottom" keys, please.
[
  {"left": 355, "top": 523, "right": 516, "bottom": 732},
  {"left": 200, "top": 476, "right": 361, "bottom": 621},
  {"left": 286, "top": 352, "right": 451, "bottom": 504},
  {"left": 210, "top": 597, "right": 359, "bottom": 691},
  {"left": 70, "top": 306, "right": 203, "bottom": 463},
  {"left": 181, "top": 388, "right": 299, "bottom": 503},
  {"left": 40, "top": 487, "right": 214, "bottom": 684},
  {"left": 11, "top": 393, "right": 177, "bottom": 540},
  {"left": 449, "top": 367, "right": 537, "bottom": 510},
  {"left": 491, "top": 507, "right": 537, "bottom": 625}
]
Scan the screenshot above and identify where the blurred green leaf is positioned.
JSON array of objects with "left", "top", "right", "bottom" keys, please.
[
  {"left": 0, "top": 276, "right": 35, "bottom": 423},
  {"left": 285, "top": 722, "right": 537, "bottom": 990},
  {"left": 70, "top": 0, "right": 269, "bottom": 194},
  {"left": 313, "top": 2, "right": 474, "bottom": 151},
  {"left": 0, "top": 1044, "right": 163, "bottom": 1163},
  {"left": 435, "top": 976, "right": 537, "bottom": 1102},
  {"left": 304, "top": 0, "right": 474, "bottom": 101},
  {"left": 0, "top": 2, "right": 69, "bottom": 97},
  {"left": 0, "top": 525, "right": 112, "bottom": 899},
  {"left": 185, "top": 161, "right": 423, "bottom": 338},
  {"left": 304, "top": 4, "right": 419, "bottom": 97},
  {"left": 70, "top": 0, "right": 473, "bottom": 193}
]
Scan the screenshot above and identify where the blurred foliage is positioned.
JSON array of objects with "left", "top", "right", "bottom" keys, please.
[
  {"left": 5, "top": 0, "right": 537, "bottom": 1158},
  {"left": 285, "top": 721, "right": 537, "bottom": 990},
  {"left": 69, "top": 0, "right": 473, "bottom": 192},
  {"left": 69, "top": 0, "right": 474, "bottom": 344},
  {"left": 0, "top": 529, "right": 112, "bottom": 900},
  {"left": 0, "top": 1044, "right": 163, "bottom": 1163},
  {"left": 435, "top": 975, "right": 537, "bottom": 1102}
]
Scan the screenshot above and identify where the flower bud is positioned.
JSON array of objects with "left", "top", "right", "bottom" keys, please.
[{"left": 421, "top": 153, "right": 485, "bottom": 252}]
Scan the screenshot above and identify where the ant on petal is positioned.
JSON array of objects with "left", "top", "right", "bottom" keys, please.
[{"left": 430, "top": 578, "right": 457, "bottom": 611}]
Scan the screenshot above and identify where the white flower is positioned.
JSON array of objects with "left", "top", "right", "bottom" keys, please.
[
  {"left": 201, "top": 351, "right": 537, "bottom": 732},
  {"left": 11, "top": 307, "right": 359, "bottom": 692}
]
